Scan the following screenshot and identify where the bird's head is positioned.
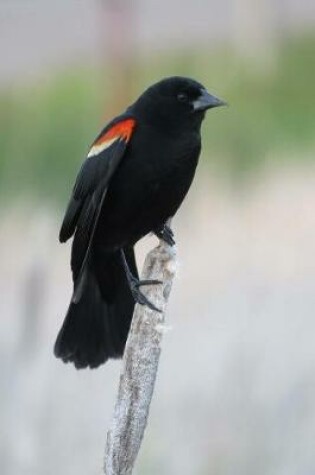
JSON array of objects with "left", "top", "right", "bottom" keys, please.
[{"left": 130, "top": 76, "right": 226, "bottom": 132}]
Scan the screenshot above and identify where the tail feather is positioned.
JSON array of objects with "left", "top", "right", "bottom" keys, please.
[{"left": 54, "top": 248, "right": 136, "bottom": 369}]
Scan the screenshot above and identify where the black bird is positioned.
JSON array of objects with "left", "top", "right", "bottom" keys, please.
[{"left": 54, "top": 76, "right": 225, "bottom": 369}]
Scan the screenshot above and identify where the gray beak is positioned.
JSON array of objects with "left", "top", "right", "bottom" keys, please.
[{"left": 193, "top": 89, "right": 227, "bottom": 112}]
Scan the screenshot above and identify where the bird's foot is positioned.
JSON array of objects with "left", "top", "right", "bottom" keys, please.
[
  {"left": 120, "top": 249, "right": 162, "bottom": 312},
  {"left": 128, "top": 274, "right": 162, "bottom": 312},
  {"left": 155, "top": 224, "right": 175, "bottom": 246}
]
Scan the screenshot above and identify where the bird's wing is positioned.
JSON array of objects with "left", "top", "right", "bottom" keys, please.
[{"left": 59, "top": 114, "right": 136, "bottom": 284}]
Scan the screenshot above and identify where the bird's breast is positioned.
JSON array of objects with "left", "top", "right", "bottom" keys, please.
[{"left": 97, "top": 128, "right": 201, "bottom": 247}]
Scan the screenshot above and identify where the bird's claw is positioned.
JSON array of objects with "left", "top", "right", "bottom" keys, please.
[
  {"left": 120, "top": 249, "right": 162, "bottom": 312},
  {"left": 129, "top": 276, "right": 162, "bottom": 312},
  {"left": 155, "top": 224, "right": 175, "bottom": 246},
  {"left": 135, "top": 279, "right": 163, "bottom": 287}
]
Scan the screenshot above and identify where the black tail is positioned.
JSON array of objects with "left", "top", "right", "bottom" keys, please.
[{"left": 54, "top": 247, "right": 136, "bottom": 369}]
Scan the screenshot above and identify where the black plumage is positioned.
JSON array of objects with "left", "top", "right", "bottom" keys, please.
[{"left": 54, "top": 76, "right": 225, "bottom": 369}]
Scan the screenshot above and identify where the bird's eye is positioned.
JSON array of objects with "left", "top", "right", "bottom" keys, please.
[{"left": 177, "top": 92, "right": 189, "bottom": 103}]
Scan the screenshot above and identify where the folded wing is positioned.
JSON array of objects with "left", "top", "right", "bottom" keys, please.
[{"left": 59, "top": 115, "right": 136, "bottom": 283}]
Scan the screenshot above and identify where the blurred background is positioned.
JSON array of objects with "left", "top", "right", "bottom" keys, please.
[{"left": 1, "top": 1, "right": 315, "bottom": 474}]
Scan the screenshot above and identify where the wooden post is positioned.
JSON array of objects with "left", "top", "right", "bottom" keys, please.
[{"left": 104, "top": 240, "right": 177, "bottom": 475}]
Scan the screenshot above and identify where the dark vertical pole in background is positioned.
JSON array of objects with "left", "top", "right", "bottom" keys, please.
[{"left": 98, "top": 0, "right": 137, "bottom": 117}]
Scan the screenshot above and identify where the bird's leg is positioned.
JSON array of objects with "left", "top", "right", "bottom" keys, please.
[
  {"left": 154, "top": 223, "right": 175, "bottom": 246},
  {"left": 120, "top": 249, "right": 162, "bottom": 312}
]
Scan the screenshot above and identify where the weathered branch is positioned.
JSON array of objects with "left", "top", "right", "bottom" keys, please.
[{"left": 104, "top": 240, "right": 177, "bottom": 475}]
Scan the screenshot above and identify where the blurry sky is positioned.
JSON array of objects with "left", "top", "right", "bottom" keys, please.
[{"left": 1, "top": 0, "right": 315, "bottom": 85}]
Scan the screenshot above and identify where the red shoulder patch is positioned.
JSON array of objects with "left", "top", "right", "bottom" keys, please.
[
  {"left": 96, "top": 118, "right": 136, "bottom": 145},
  {"left": 88, "top": 118, "right": 136, "bottom": 158}
]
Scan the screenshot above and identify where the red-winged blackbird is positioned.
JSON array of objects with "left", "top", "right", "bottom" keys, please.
[{"left": 54, "top": 76, "right": 225, "bottom": 369}]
